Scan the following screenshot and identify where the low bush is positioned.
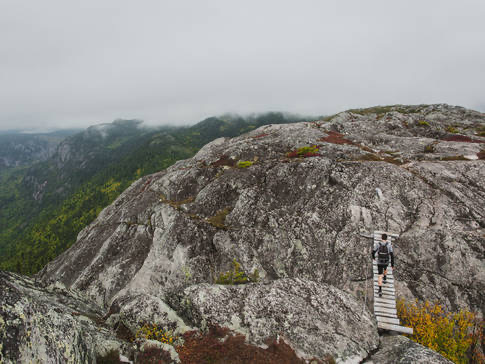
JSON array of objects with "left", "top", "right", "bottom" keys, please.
[
  {"left": 96, "top": 349, "right": 122, "bottom": 364},
  {"left": 424, "top": 144, "right": 435, "bottom": 153},
  {"left": 319, "top": 131, "right": 354, "bottom": 145},
  {"left": 207, "top": 207, "right": 231, "bottom": 229},
  {"left": 136, "top": 323, "right": 177, "bottom": 346},
  {"left": 236, "top": 160, "right": 254, "bottom": 168},
  {"left": 397, "top": 299, "right": 484, "bottom": 363},
  {"left": 417, "top": 120, "right": 430, "bottom": 127},
  {"left": 287, "top": 145, "right": 320, "bottom": 158},
  {"left": 442, "top": 135, "right": 483, "bottom": 143},
  {"left": 446, "top": 126, "right": 460, "bottom": 134},
  {"left": 216, "top": 258, "right": 259, "bottom": 285},
  {"left": 136, "top": 346, "right": 173, "bottom": 364},
  {"left": 176, "top": 325, "right": 328, "bottom": 364}
]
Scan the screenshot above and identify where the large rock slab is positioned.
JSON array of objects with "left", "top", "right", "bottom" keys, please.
[
  {"left": 169, "top": 278, "right": 379, "bottom": 363},
  {"left": 365, "top": 335, "right": 453, "bottom": 364},
  {"left": 0, "top": 271, "right": 131, "bottom": 364},
  {"left": 38, "top": 104, "right": 485, "bottom": 317}
]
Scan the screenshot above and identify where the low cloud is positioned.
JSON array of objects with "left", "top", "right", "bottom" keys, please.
[{"left": 1, "top": 0, "right": 484, "bottom": 130}]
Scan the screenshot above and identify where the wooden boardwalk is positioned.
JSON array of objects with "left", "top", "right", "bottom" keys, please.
[{"left": 373, "top": 231, "right": 413, "bottom": 335}]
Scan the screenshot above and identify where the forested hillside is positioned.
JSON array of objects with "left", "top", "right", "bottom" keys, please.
[{"left": 0, "top": 113, "right": 314, "bottom": 274}]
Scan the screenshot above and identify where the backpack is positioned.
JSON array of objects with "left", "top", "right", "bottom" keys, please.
[{"left": 377, "top": 242, "right": 389, "bottom": 265}]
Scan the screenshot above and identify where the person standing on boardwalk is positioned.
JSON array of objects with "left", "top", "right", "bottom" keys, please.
[{"left": 372, "top": 233, "right": 395, "bottom": 297}]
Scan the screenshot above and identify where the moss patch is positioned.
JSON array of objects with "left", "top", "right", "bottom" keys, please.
[
  {"left": 236, "top": 160, "right": 254, "bottom": 168},
  {"left": 287, "top": 145, "right": 320, "bottom": 158},
  {"left": 207, "top": 207, "right": 231, "bottom": 229}
]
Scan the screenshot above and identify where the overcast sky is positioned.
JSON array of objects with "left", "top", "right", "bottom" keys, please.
[{"left": 1, "top": 1, "right": 484, "bottom": 130}]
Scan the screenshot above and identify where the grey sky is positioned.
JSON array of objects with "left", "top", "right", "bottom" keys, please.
[{"left": 1, "top": 0, "right": 484, "bottom": 130}]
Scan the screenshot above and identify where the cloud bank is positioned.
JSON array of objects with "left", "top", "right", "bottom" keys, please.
[{"left": 1, "top": 0, "right": 484, "bottom": 130}]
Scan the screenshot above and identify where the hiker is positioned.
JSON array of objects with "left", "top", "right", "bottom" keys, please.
[{"left": 372, "top": 233, "right": 394, "bottom": 297}]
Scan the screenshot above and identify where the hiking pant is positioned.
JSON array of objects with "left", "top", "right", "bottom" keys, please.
[{"left": 377, "top": 264, "right": 388, "bottom": 275}]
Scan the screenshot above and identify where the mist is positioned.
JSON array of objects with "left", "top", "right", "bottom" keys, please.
[{"left": 1, "top": 0, "right": 484, "bottom": 130}]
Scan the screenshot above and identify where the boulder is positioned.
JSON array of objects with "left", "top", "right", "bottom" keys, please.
[
  {"left": 0, "top": 271, "right": 132, "bottom": 363},
  {"left": 168, "top": 278, "right": 379, "bottom": 362},
  {"left": 365, "top": 335, "right": 453, "bottom": 363}
]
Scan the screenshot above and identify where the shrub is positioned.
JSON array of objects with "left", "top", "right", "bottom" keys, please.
[
  {"left": 424, "top": 144, "right": 435, "bottom": 153},
  {"left": 216, "top": 258, "right": 259, "bottom": 285},
  {"left": 207, "top": 207, "right": 231, "bottom": 229},
  {"left": 136, "top": 323, "right": 177, "bottom": 346},
  {"left": 442, "top": 135, "right": 483, "bottom": 143},
  {"left": 417, "top": 120, "right": 430, "bottom": 127},
  {"left": 446, "top": 126, "right": 460, "bottom": 134},
  {"left": 440, "top": 155, "right": 468, "bottom": 161},
  {"left": 287, "top": 145, "right": 320, "bottom": 158},
  {"left": 236, "top": 160, "right": 254, "bottom": 168},
  {"left": 136, "top": 346, "right": 173, "bottom": 364},
  {"left": 211, "top": 155, "right": 236, "bottom": 167},
  {"left": 397, "top": 299, "right": 482, "bottom": 363},
  {"left": 96, "top": 349, "right": 122, "bottom": 364},
  {"left": 176, "top": 325, "right": 322, "bottom": 364},
  {"left": 319, "top": 131, "right": 354, "bottom": 145}
]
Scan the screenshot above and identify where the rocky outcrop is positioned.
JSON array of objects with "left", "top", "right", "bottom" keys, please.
[
  {"left": 365, "top": 335, "right": 453, "bottom": 363},
  {"left": 0, "top": 271, "right": 131, "bottom": 364},
  {"left": 38, "top": 104, "right": 485, "bottom": 317},
  {"left": 169, "top": 278, "right": 379, "bottom": 362},
  {"left": 12, "top": 103, "right": 481, "bottom": 362}
]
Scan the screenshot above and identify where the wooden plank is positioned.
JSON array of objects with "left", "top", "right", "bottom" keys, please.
[
  {"left": 377, "top": 322, "right": 413, "bottom": 334},
  {"left": 374, "top": 295, "right": 395, "bottom": 303},
  {"left": 373, "top": 283, "right": 394, "bottom": 288},
  {"left": 375, "top": 294, "right": 395, "bottom": 300},
  {"left": 374, "top": 286, "right": 395, "bottom": 293},
  {"left": 374, "top": 291, "right": 396, "bottom": 302},
  {"left": 374, "top": 307, "right": 398, "bottom": 316},
  {"left": 373, "top": 278, "right": 394, "bottom": 283},
  {"left": 374, "top": 302, "right": 396, "bottom": 309},
  {"left": 375, "top": 312, "right": 399, "bottom": 320},
  {"left": 376, "top": 316, "right": 400, "bottom": 325}
]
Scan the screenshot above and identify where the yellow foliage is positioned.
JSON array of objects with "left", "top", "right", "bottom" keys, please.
[
  {"left": 136, "top": 323, "right": 177, "bottom": 346},
  {"left": 397, "top": 299, "right": 481, "bottom": 363},
  {"left": 101, "top": 178, "right": 121, "bottom": 195}
]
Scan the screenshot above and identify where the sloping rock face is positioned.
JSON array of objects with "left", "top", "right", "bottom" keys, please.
[
  {"left": 168, "top": 278, "right": 379, "bottom": 362},
  {"left": 366, "top": 335, "right": 453, "bottom": 363},
  {"left": 0, "top": 271, "right": 130, "bottom": 364},
  {"left": 39, "top": 104, "right": 485, "bottom": 317}
]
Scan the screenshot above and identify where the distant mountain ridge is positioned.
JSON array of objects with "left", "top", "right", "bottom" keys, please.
[{"left": 0, "top": 112, "right": 312, "bottom": 273}]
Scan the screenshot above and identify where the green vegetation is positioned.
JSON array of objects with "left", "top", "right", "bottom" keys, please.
[
  {"left": 397, "top": 299, "right": 484, "bottom": 364},
  {"left": 0, "top": 113, "right": 312, "bottom": 275},
  {"left": 287, "top": 145, "right": 319, "bottom": 158},
  {"left": 236, "top": 160, "right": 254, "bottom": 168},
  {"left": 216, "top": 258, "right": 259, "bottom": 285},
  {"left": 96, "top": 349, "right": 123, "bottom": 364},
  {"left": 206, "top": 207, "right": 231, "bottom": 229},
  {"left": 347, "top": 104, "right": 424, "bottom": 115},
  {"left": 440, "top": 155, "right": 468, "bottom": 161},
  {"left": 424, "top": 144, "right": 435, "bottom": 153},
  {"left": 417, "top": 120, "right": 431, "bottom": 127},
  {"left": 446, "top": 126, "right": 460, "bottom": 134},
  {"left": 136, "top": 323, "right": 178, "bottom": 345}
]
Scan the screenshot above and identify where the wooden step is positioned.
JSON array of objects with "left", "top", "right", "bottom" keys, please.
[
  {"left": 374, "top": 287, "right": 395, "bottom": 294},
  {"left": 376, "top": 316, "right": 400, "bottom": 325},
  {"left": 374, "top": 282, "right": 394, "bottom": 289},
  {"left": 375, "top": 312, "right": 398, "bottom": 319},
  {"left": 374, "top": 296, "right": 395, "bottom": 304},
  {"left": 377, "top": 322, "right": 413, "bottom": 334},
  {"left": 374, "top": 306, "right": 397, "bottom": 316},
  {"left": 375, "top": 302, "right": 397, "bottom": 309}
]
